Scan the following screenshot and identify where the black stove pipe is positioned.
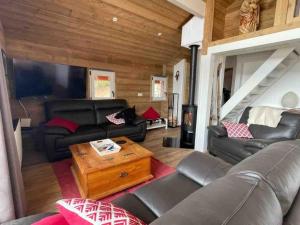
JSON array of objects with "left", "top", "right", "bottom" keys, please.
[{"left": 188, "top": 45, "right": 199, "bottom": 106}]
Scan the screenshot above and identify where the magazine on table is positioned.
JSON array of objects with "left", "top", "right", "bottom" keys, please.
[{"left": 90, "top": 139, "right": 121, "bottom": 156}]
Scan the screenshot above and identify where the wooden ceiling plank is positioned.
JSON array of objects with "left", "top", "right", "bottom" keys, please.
[
  {"left": 0, "top": 7, "right": 183, "bottom": 57},
  {"left": 97, "top": 0, "right": 180, "bottom": 29}
]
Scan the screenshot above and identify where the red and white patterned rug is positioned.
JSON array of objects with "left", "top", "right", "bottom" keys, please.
[{"left": 52, "top": 157, "right": 175, "bottom": 202}]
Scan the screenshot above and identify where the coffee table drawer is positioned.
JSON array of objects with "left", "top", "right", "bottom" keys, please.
[{"left": 86, "top": 158, "right": 153, "bottom": 199}]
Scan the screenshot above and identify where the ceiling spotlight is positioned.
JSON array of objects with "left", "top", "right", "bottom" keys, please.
[
  {"left": 157, "top": 32, "right": 162, "bottom": 36},
  {"left": 112, "top": 17, "right": 118, "bottom": 22}
]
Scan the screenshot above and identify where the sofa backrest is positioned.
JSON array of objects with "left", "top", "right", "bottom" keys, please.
[
  {"left": 151, "top": 173, "right": 283, "bottom": 225},
  {"left": 151, "top": 140, "right": 300, "bottom": 225},
  {"left": 239, "top": 107, "right": 300, "bottom": 139},
  {"left": 45, "top": 99, "right": 128, "bottom": 126},
  {"left": 45, "top": 100, "right": 96, "bottom": 126},
  {"left": 93, "top": 99, "right": 128, "bottom": 125},
  {"left": 229, "top": 140, "right": 300, "bottom": 215}
]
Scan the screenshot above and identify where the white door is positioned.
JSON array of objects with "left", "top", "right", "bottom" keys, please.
[{"left": 89, "top": 69, "right": 116, "bottom": 100}]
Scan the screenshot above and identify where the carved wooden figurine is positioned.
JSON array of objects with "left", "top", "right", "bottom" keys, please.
[{"left": 239, "top": 0, "right": 261, "bottom": 34}]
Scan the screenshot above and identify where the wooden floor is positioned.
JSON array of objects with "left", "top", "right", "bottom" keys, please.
[{"left": 22, "top": 128, "right": 192, "bottom": 215}]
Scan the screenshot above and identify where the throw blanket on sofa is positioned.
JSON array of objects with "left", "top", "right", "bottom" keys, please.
[{"left": 248, "top": 106, "right": 285, "bottom": 128}]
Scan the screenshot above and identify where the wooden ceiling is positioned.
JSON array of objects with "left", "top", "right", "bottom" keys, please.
[{"left": 0, "top": 0, "right": 191, "bottom": 66}]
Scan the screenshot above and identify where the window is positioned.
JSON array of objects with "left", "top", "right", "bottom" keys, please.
[
  {"left": 89, "top": 69, "right": 115, "bottom": 99},
  {"left": 151, "top": 76, "right": 167, "bottom": 101}
]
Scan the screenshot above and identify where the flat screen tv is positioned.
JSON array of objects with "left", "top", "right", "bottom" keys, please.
[{"left": 14, "top": 59, "right": 87, "bottom": 99}]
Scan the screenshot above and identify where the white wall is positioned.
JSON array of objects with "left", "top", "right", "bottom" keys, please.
[
  {"left": 173, "top": 59, "right": 188, "bottom": 125},
  {"left": 233, "top": 51, "right": 273, "bottom": 93},
  {"left": 232, "top": 51, "right": 300, "bottom": 108}
]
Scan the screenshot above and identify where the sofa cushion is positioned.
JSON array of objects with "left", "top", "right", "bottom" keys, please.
[
  {"left": 106, "top": 124, "right": 143, "bottom": 138},
  {"left": 210, "top": 137, "right": 253, "bottom": 160},
  {"left": 150, "top": 174, "right": 282, "bottom": 225},
  {"left": 44, "top": 126, "right": 71, "bottom": 135},
  {"left": 176, "top": 152, "right": 232, "bottom": 186},
  {"left": 229, "top": 140, "right": 300, "bottom": 215},
  {"left": 244, "top": 138, "right": 288, "bottom": 149},
  {"left": 2, "top": 213, "right": 57, "bottom": 225},
  {"left": 284, "top": 190, "right": 300, "bottom": 225},
  {"left": 134, "top": 173, "right": 200, "bottom": 217},
  {"left": 32, "top": 214, "right": 68, "bottom": 225},
  {"left": 56, "top": 125, "right": 106, "bottom": 148},
  {"left": 113, "top": 193, "right": 157, "bottom": 224}
]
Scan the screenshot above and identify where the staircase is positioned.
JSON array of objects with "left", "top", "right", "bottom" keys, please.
[{"left": 221, "top": 47, "right": 299, "bottom": 121}]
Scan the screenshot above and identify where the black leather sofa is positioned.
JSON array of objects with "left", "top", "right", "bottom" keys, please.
[
  {"left": 208, "top": 107, "right": 300, "bottom": 164},
  {"left": 6, "top": 140, "right": 300, "bottom": 224},
  {"left": 43, "top": 99, "right": 147, "bottom": 162}
]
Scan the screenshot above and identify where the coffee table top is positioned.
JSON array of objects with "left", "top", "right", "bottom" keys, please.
[{"left": 70, "top": 137, "right": 153, "bottom": 173}]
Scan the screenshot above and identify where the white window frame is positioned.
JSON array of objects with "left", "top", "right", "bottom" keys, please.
[
  {"left": 151, "top": 75, "right": 168, "bottom": 101},
  {"left": 89, "top": 69, "right": 116, "bottom": 100}
]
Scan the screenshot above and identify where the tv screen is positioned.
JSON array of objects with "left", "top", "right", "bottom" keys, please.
[{"left": 14, "top": 59, "right": 87, "bottom": 99}]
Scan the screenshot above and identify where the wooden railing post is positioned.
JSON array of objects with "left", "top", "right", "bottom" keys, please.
[
  {"left": 274, "top": 0, "right": 290, "bottom": 26},
  {"left": 202, "top": 0, "right": 215, "bottom": 55}
]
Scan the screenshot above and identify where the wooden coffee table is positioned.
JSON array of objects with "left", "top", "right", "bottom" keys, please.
[{"left": 69, "top": 137, "right": 153, "bottom": 199}]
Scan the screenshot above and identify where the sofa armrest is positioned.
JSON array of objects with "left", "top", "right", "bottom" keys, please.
[
  {"left": 177, "top": 152, "right": 232, "bottom": 186},
  {"left": 132, "top": 116, "right": 146, "bottom": 126},
  {"left": 43, "top": 126, "right": 71, "bottom": 135},
  {"left": 208, "top": 126, "right": 228, "bottom": 138}
]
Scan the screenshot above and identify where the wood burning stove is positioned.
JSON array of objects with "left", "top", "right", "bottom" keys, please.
[{"left": 180, "top": 45, "right": 199, "bottom": 148}]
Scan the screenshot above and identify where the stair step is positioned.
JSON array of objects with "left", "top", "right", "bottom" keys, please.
[{"left": 278, "top": 62, "right": 288, "bottom": 69}]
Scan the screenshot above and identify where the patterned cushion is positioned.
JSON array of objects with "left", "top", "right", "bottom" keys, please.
[
  {"left": 222, "top": 121, "right": 253, "bottom": 139},
  {"left": 106, "top": 112, "right": 125, "bottom": 125},
  {"left": 57, "top": 198, "right": 146, "bottom": 225}
]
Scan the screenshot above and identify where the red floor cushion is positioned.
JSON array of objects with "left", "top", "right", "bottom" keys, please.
[
  {"left": 32, "top": 214, "right": 69, "bottom": 225},
  {"left": 47, "top": 117, "right": 79, "bottom": 133},
  {"left": 142, "top": 107, "right": 160, "bottom": 120},
  {"left": 57, "top": 198, "right": 147, "bottom": 225}
]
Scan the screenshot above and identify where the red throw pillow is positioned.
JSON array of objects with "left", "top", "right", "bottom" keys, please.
[
  {"left": 222, "top": 121, "right": 253, "bottom": 139},
  {"left": 32, "top": 214, "right": 69, "bottom": 225},
  {"left": 57, "top": 198, "right": 146, "bottom": 225},
  {"left": 142, "top": 107, "right": 160, "bottom": 120},
  {"left": 47, "top": 117, "right": 79, "bottom": 133}
]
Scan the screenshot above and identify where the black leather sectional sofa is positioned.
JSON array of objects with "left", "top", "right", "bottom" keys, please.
[
  {"left": 43, "top": 99, "right": 146, "bottom": 162},
  {"left": 7, "top": 140, "right": 300, "bottom": 224},
  {"left": 208, "top": 107, "right": 300, "bottom": 164}
]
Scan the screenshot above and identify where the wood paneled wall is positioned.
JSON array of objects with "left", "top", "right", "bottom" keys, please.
[
  {"left": 223, "top": 0, "right": 276, "bottom": 38},
  {"left": 212, "top": 1, "right": 227, "bottom": 41},
  {"left": 7, "top": 42, "right": 175, "bottom": 126},
  {"left": 0, "top": 0, "right": 190, "bottom": 126},
  {"left": 211, "top": 0, "right": 277, "bottom": 41}
]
